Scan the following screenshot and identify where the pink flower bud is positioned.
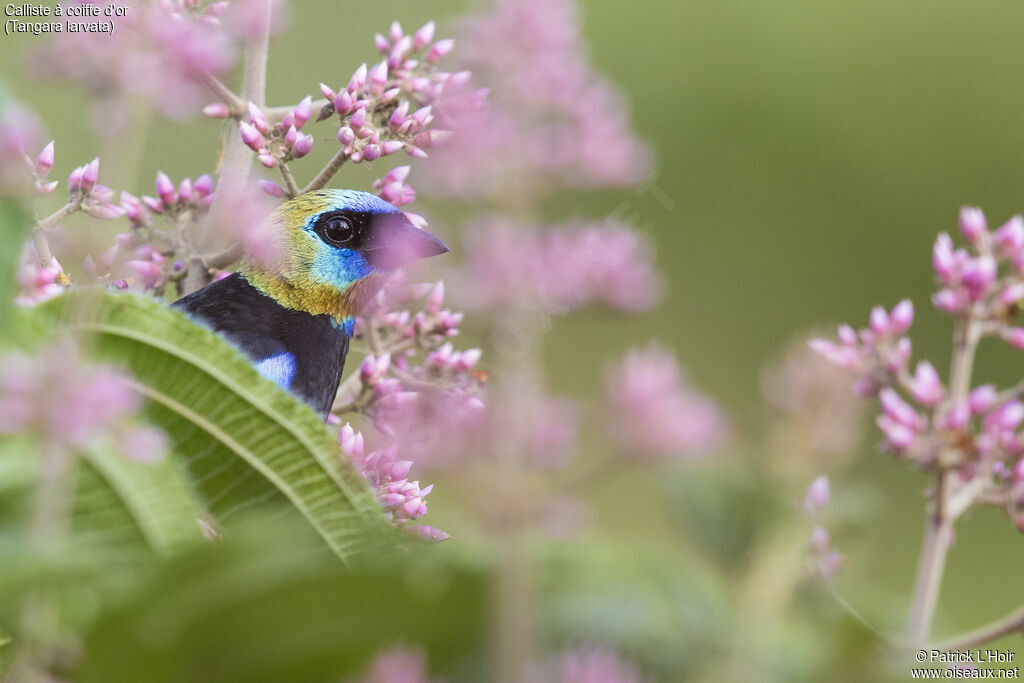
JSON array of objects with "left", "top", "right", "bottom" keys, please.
[
  {"left": 284, "top": 125, "right": 298, "bottom": 147},
  {"left": 194, "top": 174, "right": 214, "bottom": 197},
  {"left": 155, "top": 171, "right": 175, "bottom": 206},
  {"left": 389, "top": 36, "right": 413, "bottom": 68},
  {"left": 351, "top": 108, "right": 367, "bottom": 128},
  {"left": 388, "top": 20, "right": 403, "bottom": 43},
  {"left": 36, "top": 180, "right": 58, "bottom": 196},
  {"left": 380, "top": 140, "right": 404, "bottom": 156},
  {"left": 910, "top": 361, "right": 944, "bottom": 406},
  {"left": 933, "top": 233, "right": 956, "bottom": 283},
  {"left": 292, "top": 134, "right": 314, "bottom": 158},
  {"left": 348, "top": 63, "right": 368, "bottom": 92},
  {"left": 1004, "top": 328, "right": 1024, "bottom": 349},
  {"left": 959, "top": 206, "right": 987, "bottom": 243},
  {"left": 389, "top": 100, "right": 409, "bottom": 130},
  {"left": 202, "top": 103, "right": 230, "bottom": 118},
  {"left": 320, "top": 82, "right": 337, "bottom": 101},
  {"left": 141, "top": 195, "right": 164, "bottom": 214},
  {"left": 362, "top": 143, "right": 381, "bottom": 161},
  {"left": 257, "top": 154, "right": 277, "bottom": 168},
  {"left": 338, "top": 126, "right": 355, "bottom": 145},
  {"left": 247, "top": 101, "right": 268, "bottom": 134},
  {"left": 126, "top": 259, "right": 162, "bottom": 287},
  {"left": 293, "top": 96, "right": 312, "bottom": 129},
  {"left": 333, "top": 90, "right": 353, "bottom": 116},
  {"left": 933, "top": 288, "right": 968, "bottom": 314},
  {"left": 889, "top": 299, "right": 914, "bottom": 334},
  {"left": 996, "top": 216, "right": 1024, "bottom": 255},
  {"left": 258, "top": 179, "right": 284, "bottom": 197},
  {"left": 413, "top": 21, "right": 435, "bottom": 50},
  {"left": 374, "top": 32, "right": 389, "bottom": 53},
  {"left": 35, "top": 140, "right": 54, "bottom": 175},
  {"left": 987, "top": 401, "right": 1024, "bottom": 432},
  {"left": 426, "top": 39, "right": 455, "bottom": 64},
  {"left": 803, "top": 475, "right": 830, "bottom": 515},
  {"left": 869, "top": 306, "right": 890, "bottom": 335},
  {"left": 942, "top": 401, "right": 970, "bottom": 431},
  {"left": 238, "top": 121, "right": 264, "bottom": 151},
  {"left": 879, "top": 387, "right": 921, "bottom": 428},
  {"left": 68, "top": 166, "right": 84, "bottom": 192},
  {"left": 969, "top": 385, "right": 997, "bottom": 414},
  {"left": 1001, "top": 283, "right": 1024, "bottom": 305},
  {"left": 404, "top": 145, "right": 428, "bottom": 159},
  {"left": 177, "top": 177, "right": 193, "bottom": 205},
  {"left": 809, "top": 526, "right": 829, "bottom": 554},
  {"left": 961, "top": 256, "right": 997, "bottom": 294},
  {"left": 407, "top": 525, "right": 450, "bottom": 542},
  {"left": 81, "top": 158, "right": 99, "bottom": 193}
]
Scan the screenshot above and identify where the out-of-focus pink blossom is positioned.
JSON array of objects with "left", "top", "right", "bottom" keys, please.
[
  {"left": 451, "top": 216, "right": 662, "bottom": 314},
  {"left": 201, "top": 179, "right": 281, "bottom": 265},
  {"left": 339, "top": 423, "right": 443, "bottom": 531},
  {"left": 0, "top": 341, "right": 164, "bottom": 462},
  {"left": 355, "top": 647, "right": 441, "bottom": 683},
  {"left": 604, "top": 345, "right": 729, "bottom": 460},
  {"left": 545, "top": 646, "right": 647, "bottom": 683},
  {"left": 0, "top": 99, "right": 43, "bottom": 195},
  {"left": 423, "top": 0, "right": 650, "bottom": 198},
  {"left": 15, "top": 244, "right": 68, "bottom": 306},
  {"left": 35, "top": 2, "right": 236, "bottom": 122},
  {"left": 803, "top": 475, "right": 830, "bottom": 516}
]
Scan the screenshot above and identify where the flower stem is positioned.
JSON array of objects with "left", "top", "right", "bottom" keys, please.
[
  {"left": 278, "top": 162, "right": 300, "bottom": 198},
  {"left": 187, "top": 0, "right": 272, "bottom": 295},
  {"left": 302, "top": 147, "right": 349, "bottom": 194},
  {"left": 936, "top": 604, "right": 1024, "bottom": 651},
  {"left": 31, "top": 203, "right": 76, "bottom": 269},
  {"left": 905, "top": 315, "right": 980, "bottom": 645}
]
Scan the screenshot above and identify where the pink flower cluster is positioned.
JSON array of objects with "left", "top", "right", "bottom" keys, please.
[
  {"left": 341, "top": 278, "right": 487, "bottom": 467},
  {"left": 604, "top": 345, "right": 730, "bottom": 460},
  {"left": 312, "top": 20, "right": 471, "bottom": 164},
  {"left": 0, "top": 98, "right": 43, "bottom": 195},
  {"left": 68, "top": 158, "right": 125, "bottom": 220},
  {"left": 354, "top": 647, "right": 441, "bottom": 683},
  {"left": 126, "top": 171, "right": 215, "bottom": 220},
  {"left": 811, "top": 208, "right": 1024, "bottom": 531},
  {"left": 802, "top": 476, "right": 841, "bottom": 581},
  {"left": 450, "top": 217, "right": 662, "bottom": 314},
  {"left": 37, "top": 1, "right": 239, "bottom": 121},
  {"left": 424, "top": 0, "right": 650, "bottom": 197},
  {"left": 234, "top": 98, "right": 315, "bottom": 172},
  {"left": 0, "top": 341, "right": 166, "bottom": 462},
  {"left": 339, "top": 423, "right": 447, "bottom": 542},
  {"left": 21, "top": 140, "right": 57, "bottom": 197},
  {"left": 15, "top": 245, "right": 67, "bottom": 307}
]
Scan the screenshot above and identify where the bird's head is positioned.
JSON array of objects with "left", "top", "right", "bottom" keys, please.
[{"left": 240, "top": 189, "right": 449, "bottom": 324}]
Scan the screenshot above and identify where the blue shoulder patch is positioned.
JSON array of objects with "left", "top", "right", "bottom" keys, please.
[
  {"left": 255, "top": 352, "right": 297, "bottom": 389},
  {"left": 342, "top": 317, "right": 355, "bottom": 336}
]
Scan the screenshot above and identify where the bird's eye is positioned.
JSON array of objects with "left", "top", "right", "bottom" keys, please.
[{"left": 320, "top": 216, "right": 355, "bottom": 246}]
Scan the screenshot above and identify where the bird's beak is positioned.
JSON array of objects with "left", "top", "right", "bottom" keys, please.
[{"left": 364, "top": 213, "right": 450, "bottom": 269}]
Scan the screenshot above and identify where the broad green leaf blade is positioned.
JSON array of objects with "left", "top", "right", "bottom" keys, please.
[
  {"left": 73, "top": 447, "right": 202, "bottom": 557},
  {"left": 39, "top": 291, "right": 386, "bottom": 561}
]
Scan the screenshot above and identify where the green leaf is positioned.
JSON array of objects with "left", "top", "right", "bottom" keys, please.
[
  {"left": 77, "top": 527, "right": 488, "bottom": 683},
  {"left": 38, "top": 291, "right": 386, "bottom": 561},
  {"left": 71, "top": 447, "right": 202, "bottom": 557}
]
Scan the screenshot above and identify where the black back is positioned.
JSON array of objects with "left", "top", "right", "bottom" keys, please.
[{"left": 172, "top": 273, "right": 350, "bottom": 419}]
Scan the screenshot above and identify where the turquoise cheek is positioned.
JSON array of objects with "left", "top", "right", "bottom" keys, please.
[{"left": 309, "top": 246, "right": 372, "bottom": 292}]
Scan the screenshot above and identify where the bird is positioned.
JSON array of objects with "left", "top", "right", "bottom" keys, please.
[{"left": 173, "top": 189, "right": 449, "bottom": 419}]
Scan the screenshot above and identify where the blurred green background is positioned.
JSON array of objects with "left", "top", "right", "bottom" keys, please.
[{"left": 6, "top": 0, "right": 1024, "bottom": 678}]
